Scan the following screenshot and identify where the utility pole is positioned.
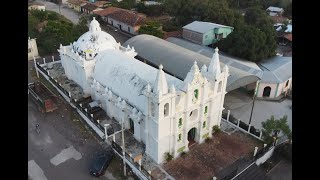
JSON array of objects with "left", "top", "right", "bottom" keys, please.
[{"left": 248, "top": 94, "right": 255, "bottom": 125}]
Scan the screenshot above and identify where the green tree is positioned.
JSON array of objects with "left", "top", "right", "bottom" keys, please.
[
  {"left": 219, "top": 23, "right": 269, "bottom": 62},
  {"left": 138, "top": 21, "right": 164, "bottom": 38},
  {"left": 261, "top": 115, "right": 291, "bottom": 144},
  {"left": 204, "top": 0, "right": 236, "bottom": 26},
  {"left": 112, "top": 0, "right": 136, "bottom": 10}
]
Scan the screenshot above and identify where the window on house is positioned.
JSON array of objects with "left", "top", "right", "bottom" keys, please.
[
  {"left": 178, "top": 118, "right": 182, "bottom": 128},
  {"left": 204, "top": 106, "right": 208, "bottom": 114},
  {"left": 205, "top": 35, "right": 208, "bottom": 39},
  {"left": 164, "top": 103, "right": 169, "bottom": 117},
  {"left": 194, "top": 89, "right": 199, "bottom": 99},
  {"left": 285, "top": 80, "right": 289, "bottom": 87},
  {"left": 28, "top": 48, "right": 32, "bottom": 53},
  {"left": 218, "top": 81, "right": 222, "bottom": 93},
  {"left": 203, "top": 121, "right": 206, "bottom": 128},
  {"left": 128, "top": 27, "right": 130, "bottom": 32},
  {"left": 178, "top": 133, "right": 182, "bottom": 141}
]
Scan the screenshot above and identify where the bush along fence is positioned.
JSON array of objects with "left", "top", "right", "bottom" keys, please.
[
  {"left": 34, "top": 58, "right": 153, "bottom": 180},
  {"left": 222, "top": 110, "right": 263, "bottom": 141}
]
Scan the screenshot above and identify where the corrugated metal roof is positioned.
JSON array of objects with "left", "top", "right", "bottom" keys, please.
[
  {"left": 183, "top": 21, "right": 233, "bottom": 34},
  {"left": 258, "top": 56, "right": 292, "bottom": 83},
  {"left": 166, "top": 37, "right": 263, "bottom": 76},
  {"left": 123, "top": 34, "right": 261, "bottom": 92}
]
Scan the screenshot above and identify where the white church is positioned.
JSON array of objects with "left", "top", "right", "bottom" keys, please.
[{"left": 58, "top": 18, "right": 229, "bottom": 164}]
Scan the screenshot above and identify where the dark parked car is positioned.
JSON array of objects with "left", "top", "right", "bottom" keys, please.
[{"left": 90, "top": 150, "right": 114, "bottom": 177}]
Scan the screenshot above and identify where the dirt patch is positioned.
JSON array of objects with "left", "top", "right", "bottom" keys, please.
[{"left": 162, "top": 131, "right": 262, "bottom": 180}]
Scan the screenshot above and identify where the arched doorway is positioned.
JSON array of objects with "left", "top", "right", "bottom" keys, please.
[
  {"left": 263, "top": 86, "right": 271, "bottom": 97},
  {"left": 129, "top": 118, "right": 134, "bottom": 134},
  {"left": 188, "top": 128, "right": 197, "bottom": 147}
]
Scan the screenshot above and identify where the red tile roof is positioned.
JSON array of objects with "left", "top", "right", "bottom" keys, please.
[
  {"left": 108, "top": 10, "right": 146, "bottom": 26},
  {"left": 284, "top": 33, "right": 292, "bottom": 42},
  {"left": 94, "top": 7, "right": 122, "bottom": 17},
  {"left": 81, "top": 3, "right": 99, "bottom": 11},
  {"left": 67, "top": 0, "right": 86, "bottom": 6}
]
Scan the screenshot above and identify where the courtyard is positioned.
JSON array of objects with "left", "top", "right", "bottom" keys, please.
[
  {"left": 161, "top": 124, "right": 263, "bottom": 180},
  {"left": 224, "top": 89, "right": 292, "bottom": 130}
]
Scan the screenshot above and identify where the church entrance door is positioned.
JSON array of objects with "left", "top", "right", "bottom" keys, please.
[{"left": 188, "top": 127, "right": 197, "bottom": 147}]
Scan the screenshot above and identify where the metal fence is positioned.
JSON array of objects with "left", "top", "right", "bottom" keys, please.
[{"left": 222, "top": 111, "right": 262, "bottom": 140}]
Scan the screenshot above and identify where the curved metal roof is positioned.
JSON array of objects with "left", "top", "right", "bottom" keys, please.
[{"left": 123, "top": 34, "right": 261, "bottom": 91}]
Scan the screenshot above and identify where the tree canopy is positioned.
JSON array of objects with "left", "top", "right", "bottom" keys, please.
[
  {"left": 28, "top": 10, "right": 88, "bottom": 56},
  {"left": 261, "top": 115, "right": 291, "bottom": 144},
  {"left": 138, "top": 20, "right": 164, "bottom": 38},
  {"left": 218, "top": 6, "right": 276, "bottom": 62}
]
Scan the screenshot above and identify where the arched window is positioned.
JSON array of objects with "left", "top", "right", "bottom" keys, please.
[
  {"left": 164, "top": 103, "right": 169, "bottom": 117},
  {"left": 203, "top": 121, "right": 206, "bottom": 128},
  {"left": 285, "top": 80, "right": 289, "bottom": 87},
  {"left": 194, "top": 89, "right": 199, "bottom": 99},
  {"left": 204, "top": 106, "right": 208, "bottom": 115},
  {"left": 178, "top": 118, "right": 182, "bottom": 128},
  {"left": 218, "top": 81, "right": 222, "bottom": 92},
  {"left": 178, "top": 133, "right": 182, "bottom": 141}
]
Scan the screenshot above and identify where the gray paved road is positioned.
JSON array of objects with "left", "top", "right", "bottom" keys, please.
[
  {"left": 35, "top": 0, "right": 80, "bottom": 24},
  {"left": 28, "top": 61, "right": 117, "bottom": 180}
]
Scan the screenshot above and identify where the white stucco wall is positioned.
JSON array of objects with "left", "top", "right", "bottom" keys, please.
[
  {"left": 108, "top": 18, "right": 137, "bottom": 35},
  {"left": 59, "top": 24, "right": 228, "bottom": 164},
  {"left": 257, "top": 83, "right": 278, "bottom": 98},
  {"left": 28, "top": 38, "right": 39, "bottom": 60},
  {"left": 257, "top": 78, "right": 292, "bottom": 99}
]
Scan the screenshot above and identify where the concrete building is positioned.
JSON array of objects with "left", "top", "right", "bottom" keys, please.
[
  {"left": 267, "top": 6, "right": 284, "bottom": 16},
  {"left": 95, "top": 7, "right": 146, "bottom": 35},
  {"left": 182, "top": 21, "right": 234, "bottom": 46},
  {"left": 59, "top": 18, "right": 228, "bottom": 164},
  {"left": 256, "top": 56, "right": 292, "bottom": 99},
  {"left": 28, "top": 37, "right": 39, "bottom": 60},
  {"left": 28, "top": 2, "right": 45, "bottom": 11},
  {"left": 67, "top": 0, "right": 86, "bottom": 12}
]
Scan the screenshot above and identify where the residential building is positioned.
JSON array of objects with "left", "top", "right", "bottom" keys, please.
[
  {"left": 94, "top": 7, "right": 146, "bottom": 35},
  {"left": 28, "top": 2, "right": 45, "bottom": 11},
  {"left": 267, "top": 6, "right": 284, "bottom": 16},
  {"left": 81, "top": 3, "right": 102, "bottom": 14},
  {"left": 182, "top": 21, "right": 234, "bottom": 46},
  {"left": 256, "top": 56, "right": 292, "bottom": 99},
  {"left": 67, "top": 0, "right": 87, "bottom": 12},
  {"left": 59, "top": 18, "right": 228, "bottom": 164},
  {"left": 28, "top": 37, "right": 39, "bottom": 60}
]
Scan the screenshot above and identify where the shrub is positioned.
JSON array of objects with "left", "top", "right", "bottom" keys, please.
[
  {"left": 212, "top": 125, "right": 221, "bottom": 134},
  {"left": 180, "top": 151, "right": 187, "bottom": 157},
  {"left": 205, "top": 137, "right": 211, "bottom": 143},
  {"left": 164, "top": 152, "right": 173, "bottom": 162}
]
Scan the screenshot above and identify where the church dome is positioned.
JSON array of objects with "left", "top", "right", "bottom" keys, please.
[{"left": 72, "top": 17, "right": 118, "bottom": 59}]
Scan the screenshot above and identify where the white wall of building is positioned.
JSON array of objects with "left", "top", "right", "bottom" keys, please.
[
  {"left": 108, "top": 18, "right": 138, "bottom": 35},
  {"left": 28, "top": 38, "right": 39, "bottom": 60},
  {"left": 59, "top": 20, "right": 228, "bottom": 164},
  {"left": 256, "top": 78, "right": 292, "bottom": 99}
]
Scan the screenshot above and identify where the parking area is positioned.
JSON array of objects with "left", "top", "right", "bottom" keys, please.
[{"left": 224, "top": 89, "right": 292, "bottom": 130}]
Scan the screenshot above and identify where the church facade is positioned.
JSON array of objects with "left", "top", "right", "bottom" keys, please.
[{"left": 58, "top": 18, "right": 229, "bottom": 164}]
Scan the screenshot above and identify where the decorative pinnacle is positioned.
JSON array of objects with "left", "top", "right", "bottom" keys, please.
[
  {"left": 93, "top": 17, "right": 96, "bottom": 20},
  {"left": 159, "top": 64, "right": 163, "bottom": 70},
  {"left": 194, "top": 61, "right": 197, "bottom": 66},
  {"left": 215, "top": 47, "right": 219, "bottom": 53}
]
